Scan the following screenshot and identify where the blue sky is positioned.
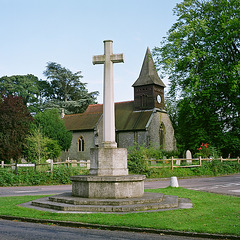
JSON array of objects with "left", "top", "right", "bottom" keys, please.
[{"left": 0, "top": 0, "right": 182, "bottom": 103}]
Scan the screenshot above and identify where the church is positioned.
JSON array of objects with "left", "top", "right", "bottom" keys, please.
[{"left": 61, "top": 48, "right": 177, "bottom": 161}]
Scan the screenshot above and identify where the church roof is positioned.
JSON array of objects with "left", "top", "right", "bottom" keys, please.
[
  {"left": 132, "top": 48, "right": 165, "bottom": 88},
  {"left": 63, "top": 111, "right": 102, "bottom": 131},
  {"left": 63, "top": 101, "right": 152, "bottom": 132}
]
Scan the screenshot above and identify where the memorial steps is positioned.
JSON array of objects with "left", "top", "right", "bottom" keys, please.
[{"left": 31, "top": 192, "right": 192, "bottom": 213}]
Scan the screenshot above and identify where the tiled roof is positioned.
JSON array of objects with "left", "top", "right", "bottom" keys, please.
[
  {"left": 63, "top": 101, "right": 152, "bottom": 131},
  {"left": 64, "top": 112, "right": 102, "bottom": 131}
]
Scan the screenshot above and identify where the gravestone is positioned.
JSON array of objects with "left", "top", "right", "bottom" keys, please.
[
  {"left": 174, "top": 155, "right": 180, "bottom": 165},
  {"left": 71, "top": 160, "right": 77, "bottom": 167},
  {"left": 186, "top": 150, "right": 192, "bottom": 164}
]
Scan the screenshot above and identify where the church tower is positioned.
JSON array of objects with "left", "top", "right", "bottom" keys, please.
[{"left": 132, "top": 48, "right": 165, "bottom": 111}]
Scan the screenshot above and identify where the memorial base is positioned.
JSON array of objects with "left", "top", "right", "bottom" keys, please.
[
  {"left": 71, "top": 175, "right": 145, "bottom": 199},
  {"left": 89, "top": 147, "right": 128, "bottom": 176}
]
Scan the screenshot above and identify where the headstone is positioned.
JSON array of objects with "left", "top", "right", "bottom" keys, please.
[
  {"left": 71, "top": 160, "right": 77, "bottom": 167},
  {"left": 79, "top": 160, "right": 85, "bottom": 167},
  {"left": 61, "top": 109, "right": 65, "bottom": 118},
  {"left": 175, "top": 158, "right": 181, "bottom": 165},
  {"left": 186, "top": 150, "right": 192, "bottom": 164}
]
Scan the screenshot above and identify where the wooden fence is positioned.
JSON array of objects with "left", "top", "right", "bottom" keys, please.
[
  {"left": 147, "top": 156, "right": 240, "bottom": 170},
  {"left": 1, "top": 157, "right": 239, "bottom": 173},
  {"left": 0, "top": 159, "right": 90, "bottom": 174}
]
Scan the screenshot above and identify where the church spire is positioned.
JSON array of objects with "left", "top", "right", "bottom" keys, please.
[
  {"left": 132, "top": 47, "right": 165, "bottom": 88},
  {"left": 132, "top": 48, "right": 165, "bottom": 111}
]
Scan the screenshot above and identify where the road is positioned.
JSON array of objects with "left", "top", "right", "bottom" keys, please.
[
  {"left": 145, "top": 174, "right": 240, "bottom": 196},
  {"left": 0, "top": 174, "right": 239, "bottom": 197},
  {"left": 0, "top": 174, "right": 239, "bottom": 240},
  {"left": 0, "top": 219, "right": 214, "bottom": 240}
]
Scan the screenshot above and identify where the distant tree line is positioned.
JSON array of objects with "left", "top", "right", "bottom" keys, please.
[
  {"left": 0, "top": 62, "right": 99, "bottom": 114},
  {"left": 0, "top": 62, "right": 99, "bottom": 163}
]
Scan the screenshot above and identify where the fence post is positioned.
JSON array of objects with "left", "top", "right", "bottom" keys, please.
[
  {"left": 237, "top": 157, "right": 239, "bottom": 164},
  {"left": 199, "top": 156, "right": 202, "bottom": 166},
  {"left": 171, "top": 156, "right": 174, "bottom": 170},
  {"left": 50, "top": 160, "right": 53, "bottom": 172},
  {"left": 220, "top": 156, "right": 223, "bottom": 163},
  {"left": 15, "top": 162, "right": 18, "bottom": 175},
  {"left": 1, "top": 161, "right": 4, "bottom": 168},
  {"left": 34, "top": 163, "right": 37, "bottom": 173}
]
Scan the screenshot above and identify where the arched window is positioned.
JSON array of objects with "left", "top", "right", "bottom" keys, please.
[
  {"left": 78, "top": 136, "right": 84, "bottom": 152},
  {"left": 159, "top": 123, "right": 165, "bottom": 149}
]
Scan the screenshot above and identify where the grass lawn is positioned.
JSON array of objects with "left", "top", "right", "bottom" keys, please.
[{"left": 0, "top": 188, "right": 239, "bottom": 236}]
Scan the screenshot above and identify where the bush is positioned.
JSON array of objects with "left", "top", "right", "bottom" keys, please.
[
  {"left": 0, "top": 166, "right": 88, "bottom": 186},
  {"left": 127, "top": 144, "right": 149, "bottom": 175},
  {"left": 193, "top": 161, "right": 240, "bottom": 176},
  {"left": 52, "top": 165, "right": 84, "bottom": 184},
  {"left": 127, "top": 144, "right": 181, "bottom": 176}
]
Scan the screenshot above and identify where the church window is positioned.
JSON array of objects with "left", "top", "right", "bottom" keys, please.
[
  {"left": 78, "top": 136, "right": 85, "bottom": 152},
  {"left": 159, "top": 123, "right": 165, "bottom": 149}
]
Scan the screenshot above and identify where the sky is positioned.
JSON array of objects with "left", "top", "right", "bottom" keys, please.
[{"left": 0, "top": 0, "right": 182, "bottom": 103}]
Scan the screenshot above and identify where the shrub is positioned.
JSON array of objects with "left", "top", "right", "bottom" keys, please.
[
  {"left": 127, "top": 144, "right": 149, "bottom": 175},
  {"left": 0, "top": 166, "right": 88, "bottom": 186},
  {"left": 127, "top": 144, "right": 181, "bottom": 176}
]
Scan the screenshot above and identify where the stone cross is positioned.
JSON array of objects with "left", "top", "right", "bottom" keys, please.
[{"left": 93, "top": 40, "right": 124, "bottom": 148}]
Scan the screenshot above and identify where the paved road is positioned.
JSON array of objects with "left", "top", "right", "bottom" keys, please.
[
  {"left": 0, "top": 174, "right": 239, "bottom": 197},
  {"left": 0, "top": 219, "right": 214, "bottom": 240},
  {"left": 0, "top": 175, "right": 239, "bottom": 240},
  {"left": 145, "top": 174, "right": 240, "bottom": 196},
  {"left": 0, "top": 185, "right": 71, "bottom": 197}
]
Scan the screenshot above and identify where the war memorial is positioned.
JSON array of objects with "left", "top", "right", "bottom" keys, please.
[{"left": 31, "top": 40, "right": 191, "bottom": 213}]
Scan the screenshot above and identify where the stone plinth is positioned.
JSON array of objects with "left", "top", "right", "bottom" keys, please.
[
  {"left": 31, "top": 191, "right": 193, "bottom": 213},
  {"left": 89, "top": 147, "right": 128, "bottom": 176},
  {"left": 71, "top": 175, "right": 145, "bottom": 199}
]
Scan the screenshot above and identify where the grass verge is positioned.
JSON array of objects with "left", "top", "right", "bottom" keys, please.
[{"left": 0, "top": 188, "right": 239, "bottom": 236}]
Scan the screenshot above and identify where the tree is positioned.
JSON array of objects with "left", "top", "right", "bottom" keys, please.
[
  {"left": 43, "top": 62, "right": 99, "bottom": 114},
  {"left": 153, "top": 0, "right": 240, "bottom": 156},
  {"left": 24, "top": 128, "right": 61, "bottom": 164},
  {"left": 33, "top": 109, "right": 72, "bottom": 151},
  {"left": 0, "top": 94, "right": 33, "bottom": 163},
  {"left": 0, "top": 74, "right": 51, "bottom": 113}
]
